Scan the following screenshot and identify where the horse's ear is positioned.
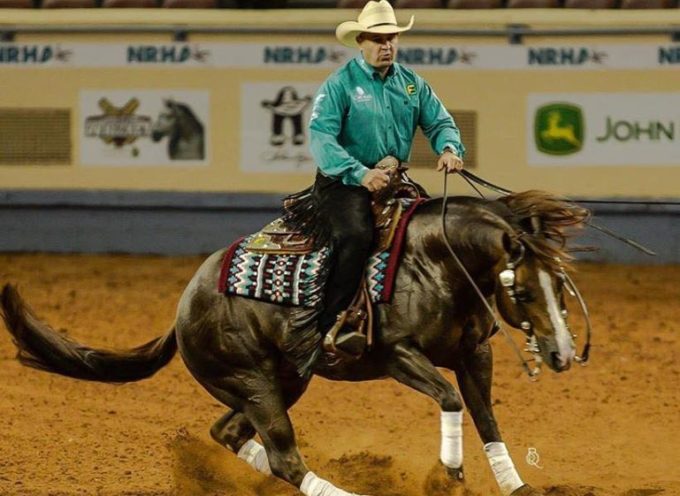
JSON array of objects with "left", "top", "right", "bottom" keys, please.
[
  {"left": 502, "top": 231, "right": 517, "bottom": 254},
  {"left": 500, "top": 231, "right": 525, "bottom": 266}
]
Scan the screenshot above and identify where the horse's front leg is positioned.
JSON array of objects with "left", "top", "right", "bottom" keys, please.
[
  {"left": 454, "top": 341, "right": 542, "bottom": 496},
  {"left": 386, "top": 343, "right": 465, "bottom": 481}
]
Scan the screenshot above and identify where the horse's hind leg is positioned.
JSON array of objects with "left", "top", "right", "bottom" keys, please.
[
  {"left": 210, "top": 370, "right": 310, "bottom": 474},
  {"left": 207, "top": 371, "right": 361, "bottom": 495},
  {"left": 210, "top": 365, "right": 310, "bottom": 452},
  {"left": 210, "top": 410, "right": 255, "bottom": 452}
]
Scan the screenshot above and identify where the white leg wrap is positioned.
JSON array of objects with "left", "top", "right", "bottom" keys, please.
[
  {"left": 484, "top": 442, "right": 524, "bottom": 496},
  {"left": 237, "top": 439, "right": 272, "bottom": 475},
  {"left": 300, "top": 471, "right": 360, "bottom": 496},
  {"left": 440, "top": 410, "right": 464, "bottom": 469}
]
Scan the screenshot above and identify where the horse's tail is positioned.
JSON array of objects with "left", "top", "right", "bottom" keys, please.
[{"left": 0, "top": 284, "right": 177, "bottom": 383}]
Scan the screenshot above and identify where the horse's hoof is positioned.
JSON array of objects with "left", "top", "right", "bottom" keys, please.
[
  {"left": 510, "top": 484, "right": 544, "bottom": 496},
  {"left": 424, "top": 462, "right": 466, "bottom": 496},
  {"left": 444, "top": 465, "right": 464, "bottom": 481}
]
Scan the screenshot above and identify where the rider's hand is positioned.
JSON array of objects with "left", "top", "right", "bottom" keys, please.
[
  {"left": 361, "top": 169, "right": 391, "bottom": 192},
  {"left": 437, "top": 150, "right": 464, "bottom": 173}
]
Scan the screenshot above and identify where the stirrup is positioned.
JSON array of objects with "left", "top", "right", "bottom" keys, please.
[{"left": 322, "top": 311, "right": 367, "bottom": 359}]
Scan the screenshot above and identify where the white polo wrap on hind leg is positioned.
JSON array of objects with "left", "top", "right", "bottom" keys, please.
[
  {"left": 300, "top": 471, "right": 361, "bottom": 496},
  {"left": 484, "top": 442, "right": 524, "bottom": 496},
  {"left": 440, "top": 410, "right": 464, "bottom": 469},
  {"left": 237, "top": 439, "right": 272, "bottom": 475}
]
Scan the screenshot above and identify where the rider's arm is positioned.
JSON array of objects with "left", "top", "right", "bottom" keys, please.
[
  {"left": 309, "top": 80, "right": 369, "bottom": 187},
  {"left": 417, "top": 79, "right": 466, "bottom": 158}
]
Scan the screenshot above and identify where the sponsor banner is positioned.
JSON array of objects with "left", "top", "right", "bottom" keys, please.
[
  {"left": 528, "top": 93, "right": 680, "bottom": 166},
  {"left": 241, "top": 83, "right": 319, "bottom": 173},
  {"left": 1, "top": 42, "right": 679, "bottom": 70},
  {"left": 80, "top": 90, "right": 209, "bottom": 166}
]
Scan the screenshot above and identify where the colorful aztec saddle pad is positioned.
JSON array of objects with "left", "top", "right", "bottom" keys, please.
[{"left": 218, "top": 198, "right": 425, "bottom": 308}]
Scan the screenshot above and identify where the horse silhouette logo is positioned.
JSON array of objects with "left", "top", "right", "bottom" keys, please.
[
  {"left": 151, "top": 99, "right": 205, "bottom": 160},
  {"left": 261, "top": 87, "right": 312, "bottom": 147},
  {"left": 535, "top": 103, "right": 584, "bottom": 156}
]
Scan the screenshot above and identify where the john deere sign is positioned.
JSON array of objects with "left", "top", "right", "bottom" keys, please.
[
  {"left": 528, "top": 93, "right": 680, "bottom": 166},
  {"left": 534, "top": 103, "right": 584, "bottom": 156}
]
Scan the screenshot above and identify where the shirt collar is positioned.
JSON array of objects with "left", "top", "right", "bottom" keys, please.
[{"left": 356, "top": 55, "right": 397, "bottom": 81}]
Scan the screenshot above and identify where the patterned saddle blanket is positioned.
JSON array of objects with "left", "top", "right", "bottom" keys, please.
[{"left": 218, "top": 197, "right": 425, "bottom": 308}]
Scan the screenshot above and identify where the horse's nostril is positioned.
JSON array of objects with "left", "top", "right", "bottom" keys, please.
[
  {"left": 550, "top": 352, "right": 563, "bottom": 368},
  {"left": 550, "top": 352, "right": 572, "bottom": 371}
]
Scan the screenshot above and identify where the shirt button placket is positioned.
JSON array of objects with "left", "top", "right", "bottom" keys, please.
[{"left": 384, "top": 81, "right": 395, "bottom": 154}]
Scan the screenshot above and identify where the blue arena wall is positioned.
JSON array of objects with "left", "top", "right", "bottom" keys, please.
[{"left": 0, "top": 189, "right": 677, "bottom": 264}]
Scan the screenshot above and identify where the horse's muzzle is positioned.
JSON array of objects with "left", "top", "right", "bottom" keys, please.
[{"left": 550, "top": 351, "right": 573, "bottom": 372}]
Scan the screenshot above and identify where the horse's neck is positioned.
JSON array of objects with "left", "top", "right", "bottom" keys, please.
[
  {"left": 403, "top": 203, "right": 506, "bottom": 291},
  {"left": 177, "top": 116, "right": 201, "bottom": 140}
]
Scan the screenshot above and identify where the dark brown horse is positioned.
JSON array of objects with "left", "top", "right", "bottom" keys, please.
[{"left": 0, "top": 191, "right": 589, "bottom": 496}]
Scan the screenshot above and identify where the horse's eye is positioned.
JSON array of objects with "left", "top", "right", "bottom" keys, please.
[{"left": 514, "top": 290, "right": 534, "bottom": 303}]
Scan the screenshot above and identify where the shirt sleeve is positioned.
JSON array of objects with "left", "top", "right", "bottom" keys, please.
[
  {"left": 309, "top": 79, "right": 370, "bottom": 187},
  {"left": 417, "top": 79, "right": 466, "bottom": 158}
]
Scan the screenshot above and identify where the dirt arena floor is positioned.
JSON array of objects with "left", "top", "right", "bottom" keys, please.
[{"left": 0, "top": 253, "right": 678, "bottom": 496}]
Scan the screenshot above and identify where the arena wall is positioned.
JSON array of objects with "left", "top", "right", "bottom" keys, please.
[{"left": 0, "top": 9, "right": 678, "bottom": 261}]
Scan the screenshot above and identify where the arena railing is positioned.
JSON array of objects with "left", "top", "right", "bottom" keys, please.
[{"left": 1, "top": 24, "right": 679, "bottom": 42}]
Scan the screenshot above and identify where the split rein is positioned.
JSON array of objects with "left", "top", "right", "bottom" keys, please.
[
  {"left": 439, "top": 172, "right": 540, "bottom": 379},
  {"left": 439, "top": 171, "right": 593, "bottom": 380}
]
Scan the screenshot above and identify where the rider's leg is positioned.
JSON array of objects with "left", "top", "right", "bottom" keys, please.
[{"left": 314, "top": 175, "right": 373, "bottom": 341}]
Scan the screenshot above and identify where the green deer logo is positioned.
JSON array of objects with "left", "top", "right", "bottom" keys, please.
[{"left": 535, "top": 103, "right": 584, "bottom": 156}]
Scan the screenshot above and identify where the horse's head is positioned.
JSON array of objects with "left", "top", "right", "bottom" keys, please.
[
  {"left": 494, "top": 240, "right": 575, "bottom": 373},
  {"left": 492, "top": 191, "right": 590, "bottom": 373},
  {"left": 151, "top": 99, "right": 178, "bottom": 142}
]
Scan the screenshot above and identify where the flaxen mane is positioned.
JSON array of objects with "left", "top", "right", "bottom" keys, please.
[{"left": 498, "top": 190, "right": 591, "bottom": 272}]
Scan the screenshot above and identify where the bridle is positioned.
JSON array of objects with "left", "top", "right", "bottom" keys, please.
[
  {"left": 498, "top": 242, "right": 534, "bottom": 332},
  {"left": 460, "top": 170, "right": 596, "bottom": 365},
  {"left": 495, "top": 242, "right": 548, "bottom": 373},
  {"left": 440, "top": 171, "right": 592, "bottom": 379},
  {"left": 497, "top": 244, "right": 592, "bottom": 371}
]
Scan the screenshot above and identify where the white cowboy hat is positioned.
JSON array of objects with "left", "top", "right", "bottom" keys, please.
[{"left": 336, "top": 0, "right": 415, "bottom": 48}]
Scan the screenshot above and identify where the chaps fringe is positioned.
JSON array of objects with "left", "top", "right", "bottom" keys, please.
[{"left": 282, "top": 186, "right": 331, "bottom": 250}]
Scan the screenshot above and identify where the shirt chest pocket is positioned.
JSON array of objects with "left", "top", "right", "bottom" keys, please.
[{"left": 395, "top": 95, "right": 420, "bottom": 133}]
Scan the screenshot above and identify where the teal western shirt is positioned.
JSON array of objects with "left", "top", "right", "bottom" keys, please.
[{"left": 309, "top": 56, "right": 465, "bottom": 187}]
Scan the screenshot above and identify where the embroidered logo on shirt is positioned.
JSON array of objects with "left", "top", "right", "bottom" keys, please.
[
  {"left": 309, "top": 93, "right": 326, "bottom": 122},
  {"left": 406, "top": 84, "right": 416, "bottom": 95},
  {"left": 353, "top": 86, "right": 373, "bottom": 103}
]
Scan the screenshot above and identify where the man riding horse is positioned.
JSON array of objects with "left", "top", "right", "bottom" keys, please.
[{"left": 310, "top": 0, "right": 466, "bottom": 355}]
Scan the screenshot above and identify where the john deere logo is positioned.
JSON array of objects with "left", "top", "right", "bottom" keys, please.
[{"left": 535, "top": 103, "right": 584, "bottom": 155}]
